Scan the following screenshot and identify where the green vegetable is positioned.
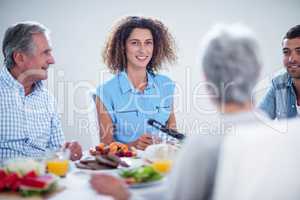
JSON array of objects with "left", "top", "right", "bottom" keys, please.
[{"left": 120, "top": 166, "right": 163, "bottom": 183}]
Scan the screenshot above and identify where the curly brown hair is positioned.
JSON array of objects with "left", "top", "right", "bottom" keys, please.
[{"left": 102, "top": 16, "right": 177, "bottom": 74}]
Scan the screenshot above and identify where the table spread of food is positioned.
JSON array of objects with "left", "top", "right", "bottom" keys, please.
[{"left": 0, "top": 142, "right": 178, "bottom": 198}]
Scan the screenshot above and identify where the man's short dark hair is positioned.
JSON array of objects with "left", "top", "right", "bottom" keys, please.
[{"left": 284, "top": 25, "right": 300, "bottom": 40}]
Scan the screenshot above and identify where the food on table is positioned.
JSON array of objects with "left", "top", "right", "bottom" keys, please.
[
  {"left": 75, "top": 154, "right": 130, "bottom": 170},
  {"left": 75, "top": 160, "right": 112, "bottom": 170},
  {"left": 119, "top": 166, "right": 163, "bottom": 185},
  {"left": 0, "top": 160, "right": 58, "bottom": 197},
  {"left": 96, "top": 154, "right": 130, "bottom": 168},
  {"left": 89, "top": 142, "right": 137, "bottom": 157},
  {"left": 4, "top": 159, "right": 45, "bottom": 176},
  {"left": 95, "top": 155, "right": 119, "bottom": 168},
  {"left": 19, "top": 173, "right": 57, "bottom": 197}
]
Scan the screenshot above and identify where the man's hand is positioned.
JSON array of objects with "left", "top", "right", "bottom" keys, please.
[
  {"left": 90, "top": 174, "right": 130, "bottom": 200},
  {"left": 64, "top": 141, "right": 82, "bottom": 161}
]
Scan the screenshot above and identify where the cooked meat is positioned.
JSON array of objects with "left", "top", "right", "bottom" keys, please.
[
  {"left": 106, "top": 154, "right": 130, "bottom": 167},
  {"left": 75, "top": 161, "right": 114, "bottom": 170},
  {"left": 95, "top": 155, "right": 119, "bottom": 168}
]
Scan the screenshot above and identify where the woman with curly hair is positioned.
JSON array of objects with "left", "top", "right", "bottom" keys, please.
[{"left": 95, "top": 16, "right": 177, "bottom": 150}]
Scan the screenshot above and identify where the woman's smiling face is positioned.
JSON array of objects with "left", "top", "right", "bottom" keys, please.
[{"left": 125, "top": 28, "right": 154, "bottom": 70}]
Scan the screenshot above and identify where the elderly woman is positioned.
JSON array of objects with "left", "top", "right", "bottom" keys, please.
[
  {"left": 169, "top": 25, "right": 300, "bottom": 200},
  {"left": 90, "top": 24, "right": 266, "bottom": 199},
  {"left": 166, "top": 24, "right": 261, "bottom": 199},
  {"left": 167, "top": 23, "right": 262, "bottom": 200}
]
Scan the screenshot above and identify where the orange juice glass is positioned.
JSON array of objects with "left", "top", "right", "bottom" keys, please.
[
  {"left": 151, "top": 160, "right": 173, "bottom": 174},
  {"left": 46, "top": 159, "right": 69, "bottom": 177}
]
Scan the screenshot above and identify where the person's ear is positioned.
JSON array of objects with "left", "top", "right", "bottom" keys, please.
[{"left": 13, "top": 51, "right": 26, "bottom": 67}]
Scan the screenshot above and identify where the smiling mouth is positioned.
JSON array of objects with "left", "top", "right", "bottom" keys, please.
[
  {"left": 288, "top": 65, "right": 300, "bottom": 69},
  {"left": 136, "top": 56, "right": 149, "bottom": 61}
]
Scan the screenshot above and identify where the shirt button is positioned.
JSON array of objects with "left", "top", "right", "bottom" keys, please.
[
  {"left": 24, "top": 138, "right": 30, "bottom": 144},
  {"left": 292, "top": 105, "right": 295, "bottom": 108}
]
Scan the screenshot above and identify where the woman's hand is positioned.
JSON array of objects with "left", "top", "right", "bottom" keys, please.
[{"left": 131, "top": 133, "right": 153, "bottom": 150}]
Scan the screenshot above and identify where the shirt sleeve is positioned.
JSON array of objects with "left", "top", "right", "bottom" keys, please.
[{"left": 258, "top": 81, "right": 276, "bottom": 119}]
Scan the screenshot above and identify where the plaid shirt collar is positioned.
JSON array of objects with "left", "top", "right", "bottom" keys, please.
[{"left": 0, "top": 66, "right": 44, "bottom": 94}]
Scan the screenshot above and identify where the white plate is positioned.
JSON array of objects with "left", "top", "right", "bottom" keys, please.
[
  {"left": 71, "top": 157, "right": 145, "bottom": 176},
  {"left": 127, "top": 178, "right": 164, "bottom": 189}
]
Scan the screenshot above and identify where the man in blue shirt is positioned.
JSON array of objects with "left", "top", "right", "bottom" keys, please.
[
  {"left": 259, "top": 25, "right": 300, "bottom": 119},
  {"left": 0, "top": 21, "right": 82, "bottom": 160}
]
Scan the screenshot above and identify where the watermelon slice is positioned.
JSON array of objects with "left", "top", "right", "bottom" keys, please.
[
  {"left": 0, "top": 170, "right": 6, "bottom": 179},
  {"left": 19, "top": 174, "right": 57, "bottom": 197}
]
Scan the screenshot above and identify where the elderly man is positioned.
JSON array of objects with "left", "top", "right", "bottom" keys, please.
[
  {"left": 0, "top": 21, "right": 82, "bottom": 161},
  {"left": 259, "top": 25, "right": 300, "bottom": 119}
]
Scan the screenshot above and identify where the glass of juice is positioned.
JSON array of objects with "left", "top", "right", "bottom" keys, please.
[
  {"left": 46, "top": 149, "right": 70, "bottom": 177},
  {"left": 145, "top": 144, "right": 178, "bottom": 174},
  {"left": 151, "top": 159, "right": 173, "bottom": 174}
]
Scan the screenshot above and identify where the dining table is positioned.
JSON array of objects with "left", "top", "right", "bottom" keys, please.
[
  {"left": 50, "top": 153, "right": 169, "bottom": 200},
  {"left": 0, "top": 147, "right": 175, "bottom": 200}
]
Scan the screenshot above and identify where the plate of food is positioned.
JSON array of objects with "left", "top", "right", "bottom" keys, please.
[
  {"left": 119, "top": 165, "right": 164, "bottom": 188},
  {"left": 75, "top": 154, "right": 130, "bottom": 172},
  {"left": 0, "top": 159, "right": 61, "bottom": 198},
  {"left": 89, "top": 142, "right": 137, "bottom": 158}
]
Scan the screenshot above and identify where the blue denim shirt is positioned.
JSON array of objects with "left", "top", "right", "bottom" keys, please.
[
  {"left": 95, "top": 71, "right": 175, "bottom": 143},
  {"left": 259, "top": 72, "right": 297, "bottom": 119}
]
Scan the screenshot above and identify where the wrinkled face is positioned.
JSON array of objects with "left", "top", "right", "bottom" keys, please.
[
  {"left": 21, "top": 33, "right": 55, "bottom": 81},
  {"left": 125, "top": 28, "right": 154, "bottom": 70},
  {"left": 282, "top": 37, "right": 300, "bottom": 79}
]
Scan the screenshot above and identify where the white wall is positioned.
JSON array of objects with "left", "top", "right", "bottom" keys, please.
[{"left": 0, "top": 0, "right": 299, "bottom": 149}]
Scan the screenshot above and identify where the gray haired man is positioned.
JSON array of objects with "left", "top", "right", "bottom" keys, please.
[{"left": 1, "top": 21, "right": 82, "bottom": 161}]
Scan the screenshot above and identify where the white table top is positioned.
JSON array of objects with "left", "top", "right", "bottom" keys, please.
[{"left": 50, "top": 157, "right": 168, "bottom": 200}]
